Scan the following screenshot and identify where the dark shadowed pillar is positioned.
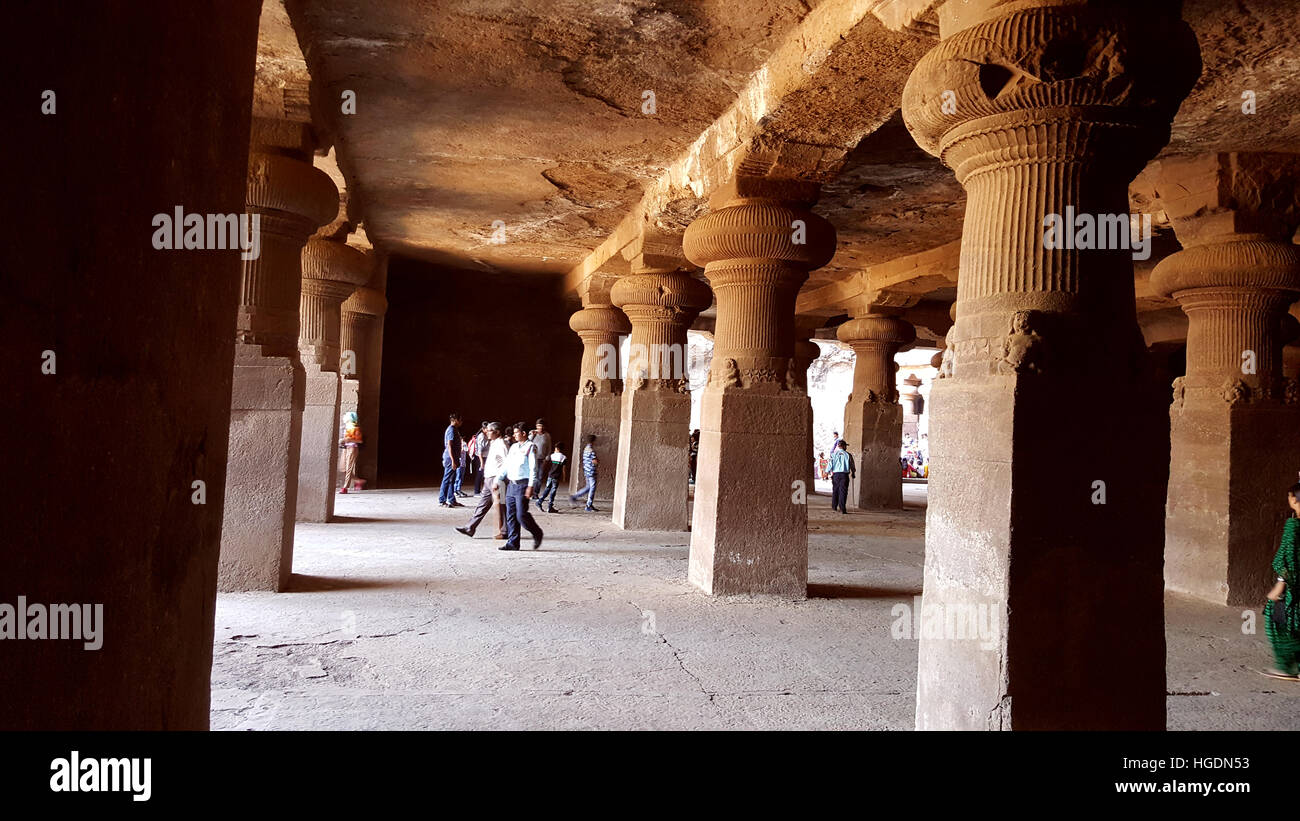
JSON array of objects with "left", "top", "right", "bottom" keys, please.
[{"left": 1, "top": 2, "right": 262, "bottom": 729}]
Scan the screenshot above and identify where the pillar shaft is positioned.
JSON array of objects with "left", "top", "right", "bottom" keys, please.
[
  {"left": 569, "top": 304, "right": 631, "bottom": 500},
  {"left": 683, "top": 186, "right": 836, "bottom": 596},
  {"left": 610, "top": 271, "right": 711, "bottom": 530},
  {"left": 901, "top": 0, "right": 1199, "bottom": 728},
  {"left": 296, "top": 238, "right": 371, "bottom": 523},
  {"left": 340, "top": 283, "right": 388, "bottom": 487},
  {"left": 794, "top": 335, "right": 821, "bottom": 490},
  {"left": 1153, "top": 238, "right": 1300, "bottom": 605},
  {"left": 838, "top": 316, "right": 915, "bottom": 509},
  {"left": 219, "top": 149, "right": 337, "bottom": 592}
]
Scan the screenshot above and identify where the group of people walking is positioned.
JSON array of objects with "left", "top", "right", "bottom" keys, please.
[{"left": 444, "top": 413, "right": 601, "bottom": 551}]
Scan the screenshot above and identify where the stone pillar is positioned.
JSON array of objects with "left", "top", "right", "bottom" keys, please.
[
  {"left": 609, "top": 270, "right": 711, "bottom": 529},
  {"left": 683, "top": 179, "right": 836, "bottom": 596},
  {"left": 340, "top": 281, "right": 388, "bottom": 488},
  {"left": 837, "top": 316, "right": 914, "bottom": 509},
  {"left": 569, "top": 302, "right": 631, "bottom": 499},
  {"left": 5, "top": 0, "right": 262, "bottom": 728},
  {"left": 794, "top": 330, "right": 822, "bottom": 490},
  {"left": 1154, "top": 240, "right": 1300, "bottom": 605},
  {"left": 901, "top": 0, "right": 1199, "bottom": 728},
  {"left": 901, "top": 373, "right": 923, "bottom": 437},
  {"left": 297, "top": 237, "right": 371, "bottom": 521},
  {"left": 219, "top": 149, "right": 338, "bottom": 592}
]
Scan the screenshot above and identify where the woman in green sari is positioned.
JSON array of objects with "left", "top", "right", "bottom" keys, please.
[{"left": 1264, "top": 482, "right": 1300, "bottom": 680}]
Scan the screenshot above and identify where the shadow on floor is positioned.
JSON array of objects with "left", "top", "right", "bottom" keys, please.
[
  {"left": 286, "top": 574, "right": 404, "bottom": 592},
  {"left": 807, "top": 582, "right": 922, "bottom": 599},
  {"left": 328, "top": 515, "right": 395, "bottom": 524}
]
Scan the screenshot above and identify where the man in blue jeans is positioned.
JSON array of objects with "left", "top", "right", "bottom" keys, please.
[
  {"left": 569, "top": 434, "right": 599, "bottom": 512},
  {"left": 498, "top": 422, "right": 543, "bottom": 550},
  {"left": 439, "top": 412, "right": 464, "bottom": 508},
  {"left": 829, "top": 439, "right": 855, "bottom": 514}
]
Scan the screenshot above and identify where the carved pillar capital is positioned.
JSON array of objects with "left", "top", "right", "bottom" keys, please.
[
  {"left": 570, "top": 304, "right": 632, "bottom": 395},
  {"left": 341, "top": 286, "right": 388, "bottom": 318},
  {"left": 683, "top": 192, "right": 836, "bottom": 393},
  {"left": 236, "top": 152, "right": 339, "bottom": 356},
  {"left": 901, "top": 2, "right": 1199, "bottom": 379},
  {"left": 1152, "top": 238, "right": 1300, "bottom": 402},
  {"left": 299, "top": 238, "right": 372, "bottom": 371},
  {"left": 609, "top": 272, "right": 710, "bottom": 391},
  {"left": 838, "top": 315, "right": 915, "bottom": 404},
  {"left": 903, "top": 3, "right": 1200, "bottom": 180}
]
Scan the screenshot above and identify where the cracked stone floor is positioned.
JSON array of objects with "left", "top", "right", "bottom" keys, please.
[{"left": 211, "top": 484, "right": 1300, "bottom": 730}]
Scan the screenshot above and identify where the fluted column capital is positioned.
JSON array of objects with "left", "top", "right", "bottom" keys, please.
[
  {"left": 301, "top": 238, "right": 372, "bottom": 291},
  {"left": 683, "top": 199, "right": 836, "bottom": 280},
  {"left": 246, "top": 152, "right": 339, "bottom": 229},
  {"left": 682, "top": 187, "right": 836, "bottom": 394},
  {"left": 1154, "top": 237, "right": 1300, "bottom": 405},
  {"left": 608, "top": 273, "right": 708, "bottom": 392},
  {"left": 609, "top": 272, "right": 712, "bottom": 316},
  {"left": 569, "top": 304, "right": 632, "bottom": 338},
  {"left": 571, "top": 304, "right": 632, "bottom": 396},
  {"left": 902, "top": 3, "right": 1200, "bottom": 180},
  {"left": 341, "top": 285, "right": 388, "bottom": 318},
  {"left": 1152, "top": 239, "right": 1300, "bottom": 303},
  {"left": 836, "top": 315, "right": 917, "bottom": 351},
  {"left": 236, "top": 154, "right": 340, "bottom": 356},
  {"left": 299, "top": 238, "right": 371, "bottom": 370}
]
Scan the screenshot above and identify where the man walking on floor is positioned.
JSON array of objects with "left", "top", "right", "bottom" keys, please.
[
  {"left": 456, "top": 421, "right": 509, "bottom": 540},
  {"left": 569, "top": 434, "right": 599, "bottom": 512},
  {"left": 439, "top": 412, "right": 464, "bottom": 508},
  {"left": 498, "top": 421, "right": 544, "bottom": 550}
]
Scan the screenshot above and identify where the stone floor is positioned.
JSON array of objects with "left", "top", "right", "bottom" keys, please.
[{"left": 211, "top": 484, "right": 1300, "bottom": 730}]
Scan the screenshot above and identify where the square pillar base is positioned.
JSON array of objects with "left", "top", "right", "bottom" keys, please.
[
  {"left": 918, "top": 370, "right": 1166, "bottom": 730},
  {"left": 845, "top": 399, "right": 903, "bottom": 509},
  {"left": 613, "top": 387, "right": 690, "bottom": 531},
  {"left": 1166, "top": 400, "right": 1300, "bottom": 605},
  {"left": 571, "top": 391, "right": 622, "bottom": 501},
  {"left": 296, "top": 365, "right": 341, "bottom": 522},
  {"left": 219, "top": 346, "right": 305, "bottom": 592},
  {"left": 689, "top": 389, "right": 810, "bottom": 597}
]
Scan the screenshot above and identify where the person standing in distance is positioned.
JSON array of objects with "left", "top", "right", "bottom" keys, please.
[{"left": 439, "top": 412, "right": 464, "bottom": 508}]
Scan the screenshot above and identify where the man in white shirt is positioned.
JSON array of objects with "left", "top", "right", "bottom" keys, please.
[
  {"left": 497, "top": 421, "right": 544, "bottom": 550},
  {"left": 455, "top": 422, "right": 510, "bottom": 539}
]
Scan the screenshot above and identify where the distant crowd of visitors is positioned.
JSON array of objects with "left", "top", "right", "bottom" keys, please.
[{"left": 442, "top": 414, "right": 601, "bottom": 551}]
